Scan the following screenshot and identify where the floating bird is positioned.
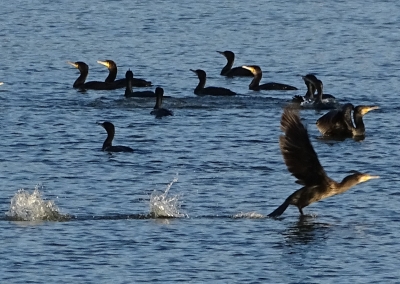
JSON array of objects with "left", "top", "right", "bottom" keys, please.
[
  {"left": 217, "top": 51, "right": 253, "bottom": 77},
  {"left": 124, "top": 70, "right": 156, "bottom": 98},
  {"left": 190, "top": 69, "right": 237, "bottom": 96},
  {"left": 316, "top": 103, "right": 379, "bottom": 138},
  {"left": 150, "top": 87, "right": 173, "bottom": 118},
  {"left": 0, "top": 82, "right": 3, "bottom": 86},
  {"left": 97, "top": 59, "right": 152, "bottom": 88},
  {"left": 68, "top": 61, "right": 119, "bottom": 90},
  {"left": 241, "top": 65, "right": 298, "bottom": 91},
  {"left": 97, "top": 121, "right": 134, "bottom": 152},
  {"left": 268, "top": 108, "right": 379, "bottom": 217},
  {"left": 300, "top": 75, "right": 337, "bottom": 109},
  {"left": 292, "top": 74, "right": 318, "bottom": 103}
]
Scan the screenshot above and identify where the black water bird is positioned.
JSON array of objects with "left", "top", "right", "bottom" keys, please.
[
  {"left": 190, "top": 69, "right": 237, "bottom": 96},
  {"left": 97, "top": 59, "right": 152, "bottom": 88},
  {"left": 241, "top": 65, "right": 298, "bottom": 91},
  {"left": 68, "top": 61, "right": 119, "bottom": 90},
  {"left": 124, "top": 70, "right": 156, "bottom": 98},
  {"left": 97, "top": 121, "right": 134, "bottom": 152},
  {"left": 150, "top": 87, "right": 173, "bottom": 118},
  {"left": 293, "top": 75, "right": 336, "bottom": 109},
  {"left": 217, "top": 51, "right": 253, "bottom": 77},
  {"left": 316, "top": 103, "right": 379, "bottom": 138},
  {"left": 268, "top": 108, "right": 379, "bottom": 217}
]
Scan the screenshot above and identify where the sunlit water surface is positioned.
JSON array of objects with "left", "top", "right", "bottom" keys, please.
[{"left": 0, "top": 0, "right": 399, "bottom": 283}]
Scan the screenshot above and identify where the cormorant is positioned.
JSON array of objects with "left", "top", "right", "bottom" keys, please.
[
  {"left": 124, "top": 70, "right": 156, "bottom": 98},
  {"left": 97, "top": 59, "right": 152, "bottom": 88},
  {"left": 316, "top": 103, "right": 379, "bottom": 138},
  {"left": 268, "top": 108, "right": 379, "bottom": 217},
  {"left": 97, "top": 121, "right": 134, "bottom": 152},
  {"left": 150, "top": 87, "right": 173, "bottom": 118},
  {"left": 217, "top": 51, "right": 253, "bottom": 77},
  {"left": 68, "top": 61, "right": 119, "bottom": 90},
  {"left": 292, "top": 74, "right": 317, "bottom": 103},
  {"left": 241, "top": 65, "right": 298, "bottom": 91},
  {"left": 190, "top": 69, "right": 237, "bottom": 96}
]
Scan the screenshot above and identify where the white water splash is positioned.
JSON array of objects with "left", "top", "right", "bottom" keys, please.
[
  {"left": 6, "top": 185, "right": 67, "bottom": 221},
  {"left": 233, "top": 212, "right": 265, "bottom": 219},
  {"left": 149, "top": 175, "right": 186, "bottom": 218}
]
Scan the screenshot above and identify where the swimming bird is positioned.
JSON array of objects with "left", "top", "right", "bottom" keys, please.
[
  {"left": 97, "top": 59, "right": 152, "bottom": 88},
  {"left": 190, "top": 69, "right": 237, "bottom": 96},
  {"left": 217, "top": 51, "right": 253, "bottom": 77},
  {"left": 124, "top": 70, "right": 156, "bottom": 98},
  {"left": 241, "top": 65, "right": 298, "bottom": 91},
  {"left": 292, "top": 75, "right": 317, "bottom": 103},
  {"left": 68, "top": 61, "right": 119, "bottom": 90},
  {"left": 0, "top": 82, "right": 3, "bottom": 86},
  {"left": 268, "top": 107, "right": 379, "bottom": 217},
  {"left": 150, "top": 87, "right": 173, "bottom": 118},
  {"left": 97, "top": 121, "right": 134, "bottom": 152},
  {"left": 316, "top": 103, "right": 379, "bottom": 138}
]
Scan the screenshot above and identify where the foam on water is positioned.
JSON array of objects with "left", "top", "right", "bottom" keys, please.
[
  {"left": 233, "top": 212, "right": 266, "bottom": 219},
  {"left": 6, "top": 185, "right": 69, "bottom": 221},
  {"left": 149, "top": 175, "right": 186, "bottom": 218}
]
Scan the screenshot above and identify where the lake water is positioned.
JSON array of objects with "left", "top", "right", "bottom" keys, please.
[{"left": 0, "top": 0, "right": 399, "bottom": 283}]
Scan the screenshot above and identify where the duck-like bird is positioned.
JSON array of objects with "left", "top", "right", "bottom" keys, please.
[
  {"left": 316, "top": 103, "right": 379, "bottom": 138},
  {"left": 190, "top": 69, "right": 237, "bottom": 96},
  {"left": 68, "top": 61, "right": 119, "bottom": 90},
  {"left": 150, "top": 87, "right": 173, "bottom": 118},
  {"left": 97, "top": 59, "right": 152, "bottom": 88},
  {"left": 241, "top": 65, "right": 298, "bottom": 91},
  {"left": 217, "top": 51, "right": 253, "bottom": 77},
  {"left": 97, "top": 121, "right": 134, "bottom": 152},
  {"left": 268, "top": 108, "right": 379, "bottom": 217}
]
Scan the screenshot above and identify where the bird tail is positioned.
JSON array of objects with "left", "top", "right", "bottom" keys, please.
[{"left": 268, "top": 198, "right": 290, "bottom": 218}]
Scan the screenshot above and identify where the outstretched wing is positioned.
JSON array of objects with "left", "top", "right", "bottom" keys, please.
[
  {"left": 280, "top": 108, "right": 332, "bottom": 187},
  {"left": 316, "top": 104, "right": 353, "bottom": 136}
]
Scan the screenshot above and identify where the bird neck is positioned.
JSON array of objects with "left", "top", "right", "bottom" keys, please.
[
  {"left": 194, "top": 75, "right": 206, "bottom": 94},
  {"left": 102, "top": 131, "right": 114, "bottom": 151},
  {"left": 105, "top": 67, "right": 117, "bottom": 83},
  {"left": 353, "top": 112, "right": 365, "bottom": 135},
  {"left": 154, "top": 94, "right": 162, "bottom": 109},
  {"left": 221, "top": 59, "right": 234, "bottom": 75},
  {"left": 314, "top": 85, "right": 323, "bottom": 103},
  {"left": 125, "top": 78, "right": 133, "bottom": 97},
  {"left": 249, "top": 72, "right": 261, "bottom": 90},
  {"left": 336, "top": 175, "right": 360, "bottom": 194},
  {"left": 73, "top": 70, "right": 88, "bottom": 88},
  {"left": 305, "top": 82, "right": 315, "bottom": 99}
]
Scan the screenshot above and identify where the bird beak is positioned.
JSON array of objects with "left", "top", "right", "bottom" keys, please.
[
  {"left": 67, "top": 61, "right": 78, "bottom": 68},
  {"left": 241, "top": 65, "right": 252, "bottom": 72},
  {"left": 97, "top": 60, "right": 109, "bottom": 68},
  {"left": 217, "top": 51, "right": 224, "bottom": 55},
  {"left": 190, "top": 69, "right": 197, "bottom": 74},
  {"left": 361, "top": 174, "right": 380, "bottom": 182},
  {"left": 361, "top": 106, "right": 379, "bottom": 115}
]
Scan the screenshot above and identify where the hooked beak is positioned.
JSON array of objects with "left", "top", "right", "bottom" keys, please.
[
  {"left": 67, "top": 61, "right": 78, "bottom": 68},
  {"left": 360, "top": 106, "right": 379, "bottom": 115},
  {"left": 97, "top": 60, "right": 110, "bottom": 68}
]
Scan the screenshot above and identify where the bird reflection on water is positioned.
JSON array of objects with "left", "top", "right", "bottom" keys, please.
[{"left": 282, "top": 215, "right": 332, "bottom": 246}]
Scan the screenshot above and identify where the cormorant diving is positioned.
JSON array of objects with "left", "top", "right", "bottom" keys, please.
[
  {"left": 316, "top": 103, "right": 379, "bottom": 138},
  {"left": 217, "top": 51, "right": 253, "bottom": 77},
  {"left": 241, "top": 65, "right": 298, "bottom": 91},
  {"left": 97, "top": 121, "right": 134, "bottom": 152},
  {"left": 268, "top": 108, "right": 379, "bottom": 217},
  {"left": 150, "top": 87, "right": 173, "bottom": 118},
  {"left": 124, "top": 70, "right": 156, "bottom": 98},
  {"left": 190, "top": 69, "right": 237, "bottom": 96},
  {"left": 68, "top": 61, "right": 120, "bottom": 90},
  {"left": 97, "top": 59, "right": 152, "bottom": 88}
]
